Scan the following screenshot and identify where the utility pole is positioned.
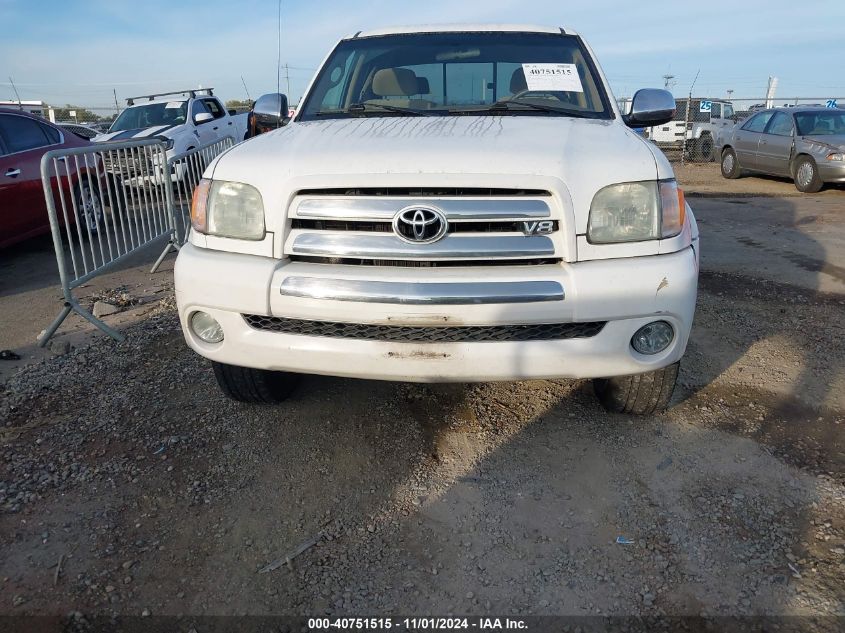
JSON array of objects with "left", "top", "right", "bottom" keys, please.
[
  {"left": 285, "top": 63, "right": 290, "bottom": 97},
  {"left": 113, "top": 89, "right": 120, "bottom": 116},
  {"left": 726, "top": 89, "right": 734, "bottom": 100},
  {"left": 662, "top": 74, "right": 675, "bottom": 90}
]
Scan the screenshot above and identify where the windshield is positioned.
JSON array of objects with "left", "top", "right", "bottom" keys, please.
[
  {"left": 110, "top": 101, "right": 188, "bottom": 131},
  {"left": 298, "top": 31, "right": 612, "bottom": 121},
  {"left": 794, "top": 111, "right": 845, "bottom": 136}
]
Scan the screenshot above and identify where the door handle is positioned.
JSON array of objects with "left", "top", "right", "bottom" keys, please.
[
  {"left": 228, "top": 121, "right": 232, "bottom": 125},
  {"left": 4, "top": 168, "right": 20, "bottom": 178},
  {"left": 213, "top": 126, "right": 219, "bottom": 131}
]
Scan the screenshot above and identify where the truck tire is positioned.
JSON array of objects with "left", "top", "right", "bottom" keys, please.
[
  {"left": 211, "top": 361, "right": 299, "bottom": 403},
  {"left": 593, "top": 362, "right": 679, "bottom": 415},
  {"left": 793, "top": 156, "right": 823, "bottom": 193},
  {"left": 696, "top": 135, "right": 714, "bottom": 162},
  {"left": 720, "top": 148, "right": 741, "bottom": 179}
]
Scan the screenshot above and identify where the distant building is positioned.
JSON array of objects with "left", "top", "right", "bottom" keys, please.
[{"left": 0, "top": 100, "right": 48, "bottom": 118}]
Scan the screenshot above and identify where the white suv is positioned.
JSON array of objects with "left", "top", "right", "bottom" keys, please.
[{"left": 175, "top": 24, "right": 699, "bottom": 415}]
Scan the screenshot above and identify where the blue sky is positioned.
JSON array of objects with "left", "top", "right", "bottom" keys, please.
[{"left": 2, "top": 0, "right": 844, "bottom": 112}]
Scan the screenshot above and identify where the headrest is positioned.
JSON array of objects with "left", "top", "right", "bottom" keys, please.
[
  {"left": 416, "top": 77, "right": 430, "bottom": 95},
  {"left": 373, "top": 68, "right": 419, "bottom": 97},
  {"left": 510, "top": 68, "right": 527, "bottom": 94}
]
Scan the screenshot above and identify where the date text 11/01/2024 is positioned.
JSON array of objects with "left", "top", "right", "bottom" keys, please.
[{"left": 308, "top": 618, "right": 528, "bottom": 630}]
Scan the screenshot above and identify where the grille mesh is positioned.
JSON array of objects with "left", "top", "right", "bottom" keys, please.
[{"left": 243, "top": 315, "right": 605, "bottom": 343}]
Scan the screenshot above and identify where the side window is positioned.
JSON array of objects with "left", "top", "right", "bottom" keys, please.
[
  {"left": 204, "top": 99, "right": 225, "bottom": 119},
  {"left": 741, "top": 112, "right": 774, "bottom": 133},
  {"left": 710, "top": 103, "right": 722, "bottom": 119},
  {"left": 40, "top": 123, "right": 61, "bottom": 144},
  {"left": 724, "top": 103, "right": 735, "bottom": 120},
  {"left": 766, "top": 112, "right": 794, "bottom": 136},
  {"left": 0, "top": 114, "right": 51, "bottom": 153},
  {"left": 190, "top": 99, "right": 210, "bottom": 121}
]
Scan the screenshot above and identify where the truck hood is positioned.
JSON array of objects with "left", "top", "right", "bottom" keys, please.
[
  {"left": 211, "top": 115, "right": 667, "bottom": 233},
  {"left": 94, "top": 123, "right": 188, "bottom": 143}
]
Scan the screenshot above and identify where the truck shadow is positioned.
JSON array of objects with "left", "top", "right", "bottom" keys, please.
[{"left": 679, "top": 193, "right": 844, "bottom": 474}]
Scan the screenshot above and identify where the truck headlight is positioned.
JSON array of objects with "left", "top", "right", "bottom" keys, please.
[
  {"left": 827, "top": 152, "right": 845, "bottom": 161},
  {"left": 587, "top": 180, "right": 685, "bottom": 244},
  {"left": 190, "top": 178, "right": 265, "bottom": 240}
]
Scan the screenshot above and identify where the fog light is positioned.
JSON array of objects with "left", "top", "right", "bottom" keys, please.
[
  {"left": 631, "top": 321, "right": 674, "bottom": 355},
  {"left": 190, "top": 311, "right": 224, "bottom": 343}
]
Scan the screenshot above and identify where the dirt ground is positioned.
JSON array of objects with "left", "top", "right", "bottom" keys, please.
[{"left": 1, "top": 162, "right": 843, "bottom": 626}]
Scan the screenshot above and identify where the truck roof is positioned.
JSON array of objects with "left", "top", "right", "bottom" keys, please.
[{"left": 349, "top": 23, "right": 576, "bottom": 39}]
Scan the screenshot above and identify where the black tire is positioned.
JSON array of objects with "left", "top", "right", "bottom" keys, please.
[
  {"left": 593, "top": 362, "right": 679, "bottom": 415},
  {"left": 793, "top": 156, "right": 824, "bottom": 193},
  {"left": 696, "top": 135, "right": 715, "bottom": 162},
  {"left": 212, "top": 361, "right": 299, "bottom": 403},
  {"left": 720, "top": 148, "right": 741, "bottom": 179}
]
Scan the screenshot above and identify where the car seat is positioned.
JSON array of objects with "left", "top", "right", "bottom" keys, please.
[{"left": 367, "top": 68, "right": 435, "bottom": 109}]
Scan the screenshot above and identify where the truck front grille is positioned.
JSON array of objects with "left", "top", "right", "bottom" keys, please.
[
  {"left": 291, "top": 219, "right": 559, "bottom": 234},
  {"left": 243, "top": 315, "right": 605, "bottom": 343},
  {"left": 289, "top": 256, "right": 561, "bottom": 267},
  {"left": 101, "top": 150, "right": 154, "bottom": 176},
  {"left": 295, "top": 187, "right": 550, "bottom": 197},
  {"left": 286, "top": 193, "right": 561, "bottom": 265}
]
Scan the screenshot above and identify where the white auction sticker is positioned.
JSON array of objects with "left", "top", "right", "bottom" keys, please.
[
  {"left": 165, "top": 101, "right": 183, "bottom": 109},
  {"left": 521, "top": 63, "right": 583, "bottom": 93}
]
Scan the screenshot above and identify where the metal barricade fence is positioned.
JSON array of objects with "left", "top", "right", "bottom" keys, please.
[
  {"left": 38, "top": 136, "right": 236, "bottom": 346},
  {"left": 38, "top": 139, "right": 172, "bottom": 344},
  {"left": 150, "top": 136, "right": 236, "bottom": 273}
]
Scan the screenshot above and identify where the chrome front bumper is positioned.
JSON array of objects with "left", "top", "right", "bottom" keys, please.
[
  {"left": 175, "top": 242, "right": 699, "bottom": 382},
  {"left": 279, "top": 277, "right": 564, "bottom": 304}
]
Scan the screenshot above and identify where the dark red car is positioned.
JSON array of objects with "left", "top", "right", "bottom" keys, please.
[{"left": 0, "top": 107, "right": 102, "bottom": 249}]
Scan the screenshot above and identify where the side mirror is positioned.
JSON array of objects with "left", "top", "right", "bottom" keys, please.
[
  {"left": 194, "top": 112, "right": 214, "bottom": 125},
  {"left": 249, "top": 93, "right": 289, "bottom": 137},
  {"left": 624, "top": 89, "right": 676, "bottom": 128}
]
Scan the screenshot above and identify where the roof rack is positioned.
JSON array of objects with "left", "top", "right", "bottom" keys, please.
[{"left": 125, "top": 88, "right": 214, "bottom": 106}]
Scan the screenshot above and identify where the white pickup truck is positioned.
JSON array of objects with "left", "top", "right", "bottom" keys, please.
[
  {"left": 95, "top": 89, "right": 247, "bottom": 178},
  {"left": 175, "top": 24, "right": 699, "bottom": 415}
]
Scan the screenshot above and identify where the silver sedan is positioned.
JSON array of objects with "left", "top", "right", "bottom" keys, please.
[{"left": 719, "top": 107, "right": 845, "bottom": 192}]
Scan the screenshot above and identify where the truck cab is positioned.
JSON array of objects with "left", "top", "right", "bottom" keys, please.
[{"left": 95, "top": 89, "right": 248, "bottom": 179}]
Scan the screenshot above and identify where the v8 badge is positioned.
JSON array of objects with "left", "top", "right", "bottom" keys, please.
[{"left": 521, "top": 220, "right": 554, "bottom": 236}]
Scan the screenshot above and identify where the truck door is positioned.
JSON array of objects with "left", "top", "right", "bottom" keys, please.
[
  {"left": 204, "top": 98, "right": 237, "bottom": 139},
  {"left": 733, "top": 111, "right": 774, "bottom": 170},
  {"left": 756, "top": 111, "right": 794, "bottom": 176},
  {"left": 710, "top": 103, "right": 731, "bottom": 143},
  {"left": 190, "top": 99, "right": 217, "bottom": 147}
]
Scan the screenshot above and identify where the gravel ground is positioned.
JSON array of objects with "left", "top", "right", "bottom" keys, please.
[{"left": 1, "top": 184, "right": 844, "bottom": 625}]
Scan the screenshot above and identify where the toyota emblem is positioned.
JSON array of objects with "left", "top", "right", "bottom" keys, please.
[{"left": 392, "top": 206, "right": 448, "bottom": 244}]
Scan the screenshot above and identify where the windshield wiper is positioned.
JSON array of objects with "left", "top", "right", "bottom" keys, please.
[
  {"left": 317, "top": 102, "right": 436, "bottom": 117},
  {"left": 455, "top": 99, "right": 596, "bottom": 118}
]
